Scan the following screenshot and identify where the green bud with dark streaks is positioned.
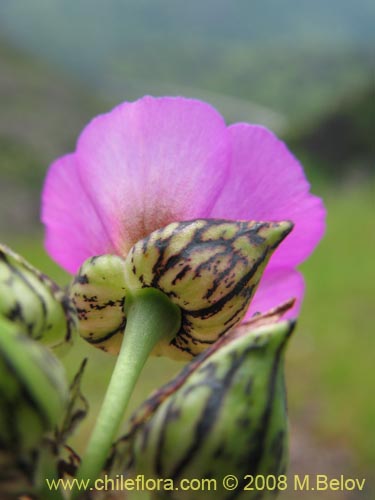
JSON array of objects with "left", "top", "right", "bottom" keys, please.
[
  {"left": 0, "top": 244, "right": 77, "bottom": 346},
  {"left": 70, "top": 254, "right": 128, "bottom": 354},
  {"left": 117, "top": 304, "right": 295, "bottom": 500},
  {"left": 0, "top": 316, "right": 68, "bottom": 452},
  {"left": 124, "top": 219, "right": 292, "bottom": 359},
  {"left": 71, "top": 219, "right": 292, "bottom": 360}
]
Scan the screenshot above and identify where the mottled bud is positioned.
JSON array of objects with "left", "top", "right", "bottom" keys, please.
[
  {"left": 70, "top": 255, "right": 128, "bottom": 354},
  {"left": 71, "top": 219, "right": 292, "bottom": 360},
  {"left": 114, "top": 304, "right": 295, "bottom": 499},
  {"left": 124, "top": 219, "right": 293, "bottom": 359},
  {"left": 0, "top": 244, "right": 76, "bottom": 346},
  {"left": 0, "top": 316, "right": 68, "bottom": 452}
]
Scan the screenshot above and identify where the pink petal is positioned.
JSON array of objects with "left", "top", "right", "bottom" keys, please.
[
  {"left": 41, "top": 154, "right": 115, "bottom": 274},
  {"left": 75, "top": 96, "right": 230, "bottom": 256},
  {"left": 245, "top": 268, "right": 305, "bottom": 320},
  {"left": 210, "top": 124, "right": 326, "bottom": 268}
]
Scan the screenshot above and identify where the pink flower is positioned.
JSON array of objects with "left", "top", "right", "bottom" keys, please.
[{"left": 42, "top": 96, "right": 325, "bottom": 319}]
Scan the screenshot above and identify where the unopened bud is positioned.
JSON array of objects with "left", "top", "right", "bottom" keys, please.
[
  {"left": 124, "top": 219, "right": 293, "bottom": 359},
  {"left": 71, "top": 219, "right": 293, "bottom": 361},
  {"left": 0, "top": 244, "right": 76, "bottom": 346},
  {"left": 70, "top": 255, "right": 127, "bottom": 354},
  {"left": 110, "top": 304, "right": 296, "bottom": 500}
]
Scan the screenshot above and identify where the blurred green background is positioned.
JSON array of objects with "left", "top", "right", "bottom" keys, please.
[{"left": 0, "top": 1, "right": 374, "bottom": 498}]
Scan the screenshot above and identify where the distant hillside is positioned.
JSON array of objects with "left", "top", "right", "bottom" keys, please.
[
  {"left": 0, "top": 0, "right": 373, "bottom": 124},
  {"left": 0, "top": 0, "right": 374, "bottom": 234},
  {"left": 0, "top": 1, "right": 374, "bottom": 54},
  {"left": 286, "top": 84, "right": 375, "bottom": 180},
  {"left": 0, "top": 41, "right": 102, "bottom": 234},
  {"left": 0, "top": 42, "right": 102, "bottom": 168}
]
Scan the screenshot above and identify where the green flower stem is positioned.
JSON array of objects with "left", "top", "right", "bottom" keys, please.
[{"left": 73, "top": 288, "right": 181, "bottom": 498}]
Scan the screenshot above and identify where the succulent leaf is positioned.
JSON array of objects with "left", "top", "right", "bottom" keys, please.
[
  {"left": 56, "top": 358, "right": 89, "bottom": 445},
  {"left": 0, "top": 316, "right": 68, "bottom": 452}
]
